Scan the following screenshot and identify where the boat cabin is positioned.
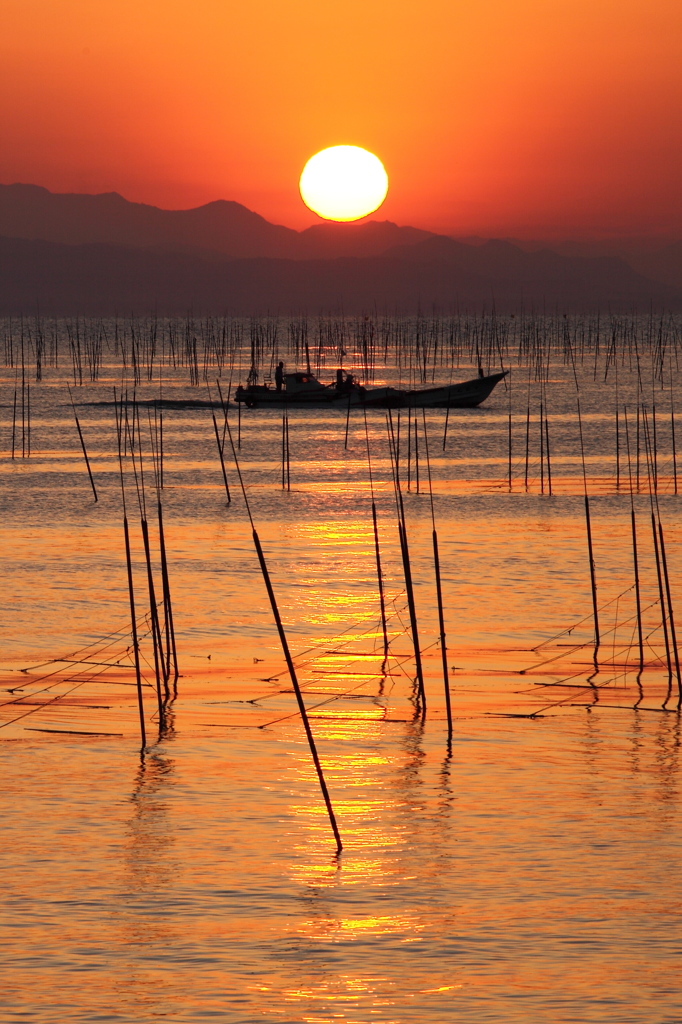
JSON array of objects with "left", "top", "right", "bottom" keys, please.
[{"left": 284, "top": 372, "right": 326, "bottom": 394}]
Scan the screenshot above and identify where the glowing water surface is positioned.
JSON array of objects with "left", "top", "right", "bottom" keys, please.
[{"left": 1, "top": 339, "right": 681, "bottom": 1023}]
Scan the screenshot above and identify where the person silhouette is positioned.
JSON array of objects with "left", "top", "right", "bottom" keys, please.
[{"left": 275, "top": 361, "right": 284, "bottom": 391}]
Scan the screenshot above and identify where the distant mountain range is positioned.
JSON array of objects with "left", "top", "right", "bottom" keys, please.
[{"left": 0, "top": 183, "right": 679, "bottom": 313}]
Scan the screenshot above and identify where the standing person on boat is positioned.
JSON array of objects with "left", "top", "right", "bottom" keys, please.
[{"left": 275, "top": 361, "right": 285, "bottom": 391}]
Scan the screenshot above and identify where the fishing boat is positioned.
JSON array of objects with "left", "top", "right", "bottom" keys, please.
[{"left": 234, "top": 369, "right": 508, "bottom": 409}]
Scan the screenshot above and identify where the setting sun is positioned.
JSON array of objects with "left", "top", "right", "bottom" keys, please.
[{"left": 299, "top": 146, "right": 389, "bottom": 222}]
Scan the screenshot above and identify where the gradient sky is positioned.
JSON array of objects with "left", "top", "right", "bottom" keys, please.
[{"left": 2, "top": 0, "right": 680, "bottom": 237}]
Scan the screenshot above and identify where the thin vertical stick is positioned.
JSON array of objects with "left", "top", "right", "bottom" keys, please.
[
  {"left": 281, "top": 405, "right": 286, "bottom": 489},
  {"left": 406, "top": 406, "right": 412, "bottom": 491},
  {"left": 414, "top": 415, "right": 420, "bottom": 494},
  {"left": 658, "top": 520, "right": 682, "bottom": 703},
  {"left": 508, "top": 411, "right": 513, "bottom": 492},
  {"left": 11, "top": 386, "right": 16, "bottom": 459},
  {"left": 212, "top": 412, "right": 231, "bottom": 503},
  {"left": 652, "top": 404, "right": 658, "bottom": 493},
  {"left": 141, "top": 517, "right": 168, "bottom": 701},
  {"left": 442, "top": 392, "right": 451, "bottom": 450},
  {"left": 584, "top": 496, "right": 600, "bottom": 654},
  {"left": 651, "top": 513, "right": 673, "bottom": 680},
  {"left": 68, "top": 386, "right": 98, "bottom": 502},
  {"left": 344, "top": 391, "right": 352, "bottom": 450},
  {"left": 544, "top": 411, "right": 552, "bottom": 496},
  {"left": 363, "top": 409, "right": 389, "bottom": 661},
  {"left": 115, "top": 393, "right": 147, "bottom": 748},
  {"left": 157, "top": 502, "right": 179, "bottom": 685},
  {"left": 225, "top": 419, "right": 342, "bottom": 854},
  {"left": 615, "top": 405, "right": 620, "bottom": 491},
  {"left": 625, "top": 404, "right": 644, "bottom": 675},
  {"left": 539, "top": 401, "right": 545, "bottom": 494},
  {"left": 571, "top": 379, "right": 599, "bottom": 657},
  {"left": 128, "top": 399, "right": 167, "bottom": 707},
  {"left": 672, "top": 401, "right": 678, "bottom": 496},
  {"left": 21, "top": 341, "right": 25, "bottom": 457},
  {"left": 285, "top": 405, "right": 290, "bottom": 491},
  {"left": 159, "top": 411, "right": 164, "bottom": 491},
  {"left": 124, "top": 517, "right": 147, "bottom": 748},
  {"left": 524, "top": 404, "right": 530, "bottom": 490},
  {"left": 636, "top": 405, "right": 641, "bottom": 492},
  {"left": 631, "top": 509, "right": 644, "bottom": 674},
  {"left": 387, "top": 411, "right": 426, "bottom": 711},
  {"left": 642, "top": 407, "right": 673, "bottom": 682},
  {"left": 423, "top": 411, "right": 453, "bottom": 740}
]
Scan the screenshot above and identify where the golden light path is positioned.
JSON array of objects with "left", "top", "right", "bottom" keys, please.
[{"left": 299, "top": 145, "right": 389, "bottom": 221}]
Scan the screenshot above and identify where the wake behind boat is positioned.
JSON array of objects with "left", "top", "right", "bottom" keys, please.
[{"left": 234, "top": 368, "right": 508, "bottom": 409}]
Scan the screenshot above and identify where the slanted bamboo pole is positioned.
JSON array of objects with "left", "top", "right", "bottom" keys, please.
[
  {"left": 363, "top": 408, "right": 389, "bottom": 661},
  {"left": 422, "top": 410, "right": 452, "bottom": 739},
  {"left": 225, "top": 418, "right": 342, "bottom": 854},
  {"left": 387, "top": 411, "right": 426, "bottom": 711}
]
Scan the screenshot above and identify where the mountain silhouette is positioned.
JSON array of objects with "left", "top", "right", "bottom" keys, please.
[
  {"left": 0, "top": 184, "right": 679, "bottom": 313},
  {"left": 0, "top": 183, "right": 433, "bottom": 260}
]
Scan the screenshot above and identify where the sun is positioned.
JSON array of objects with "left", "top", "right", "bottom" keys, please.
[{"left": 299, "top": 146, "right": 389, "bottom": 222}]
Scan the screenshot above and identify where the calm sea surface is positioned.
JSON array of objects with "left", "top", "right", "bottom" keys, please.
[{"left": 1, "top": 317, "right": 681, "bottom": 1023}]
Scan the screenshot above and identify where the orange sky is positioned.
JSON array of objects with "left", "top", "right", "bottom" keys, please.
[{"left": 1, "top": 0, "right": 680, "bottom": 238}]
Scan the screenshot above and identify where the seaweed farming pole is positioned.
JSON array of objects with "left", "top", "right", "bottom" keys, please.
[
  {"left": 363, "top": 408, "right": 389, "bottom": 660},
  {"left": 508, "top": 411, "right": 513, "bottom": 492},
  {"left": 344, "top": 391, "right": 352, "bottom": 450},
  {"left": 127, "top": 401, "right": 167, "bottom": 709},
  {"left": 442, "top": 391, "right": 451, "bottom": 450},
  {"left": 539, "top": 401, "right": 545, "bottom": 495},
  {"left": 124, "top": 517, "right": 147, "bottom": 747},
  {"left": 414, "top": 414, "right": 420, "bottom": 494},
  {"left": 570, "top": 343, "right": 600, "bottom": 654},
  {"left": 631, "top": 509, "right": 645, "bottom": 673},
  {"left": 524, "top": 404, "right": 530, "bottom": 490},
  {"left": 68, "top": 385, "right": 98, "bottom": 502},
  {"left": 651, "top": 512, "right": 673, "bottom": 680},
  {"left": 224, "top": 418, "right": 343, "bottom": 854},
  {"left": 657, "top": 519, "right": 682, "bottom": 703},
  {"left": 615, "top": 405, "right": 620, "bottom": 491},
  {"left": 282, "top": 403, "right": 290, "bottom": 491},
  {"left": 157, "top": 501, "right": 179, "bottom": 686},
  {"left": 387, "top": 410, "right": 427, "bottom": 711},
  {"left": 642, "top": 411, "right": 674, "bottom": 682},
  {"left": 624, "top": 409, "right": 644, "bottom": 674},
  {"left": 159, "top": 411, "right": 164, "bottom": 491},
  {"left": 11, "top": 382, "right": 17, "bottom": 459},
  {"left": 544, "top": 407, "right": 553, "bottom": 496},
  {"left": 670, "top": 361, "right": 678, "bottom": 496},
  {"left": 583, "top": 497, "right": 599, "bottom": 654},
  {"left": 115, "top": 393, "right": 147, "bottom": 747},
  {"left": 423, "top": 410, "right": 453, "bottom": 740},
  {"left": 211, "top": 411, "right": 232, "bottom": 504}
]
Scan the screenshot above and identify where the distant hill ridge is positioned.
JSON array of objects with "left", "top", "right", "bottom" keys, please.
[
  {"left": 0, "top": 183, "right": 679, "bottom": 313},
  {"left": 0, "top": 183, "right": 433, "bottom": 260}
]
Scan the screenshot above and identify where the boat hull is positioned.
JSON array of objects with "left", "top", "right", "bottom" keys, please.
[{"left": 235, "top": 372, "right": 507, "bottom": 409}]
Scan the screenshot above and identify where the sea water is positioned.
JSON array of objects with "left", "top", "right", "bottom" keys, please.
[{"left": 1, "top": 319, "right": 681, "bottom": 1023}]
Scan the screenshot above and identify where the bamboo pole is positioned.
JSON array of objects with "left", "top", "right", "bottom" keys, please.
[
  {"left": 363, "top": 408, "right": 389, "bottom": 660},
  {"left": 422, "top": 411, "right": 452, "bottom": 739},
  {"left": 68, "top": 386, "right": 98, "bottom": 502},
  {"left": 387, "top": 411, "right": 426, "bottom": 711},
  {"left": 225, "top": 418, "right": 342, "bottom": 854}
]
